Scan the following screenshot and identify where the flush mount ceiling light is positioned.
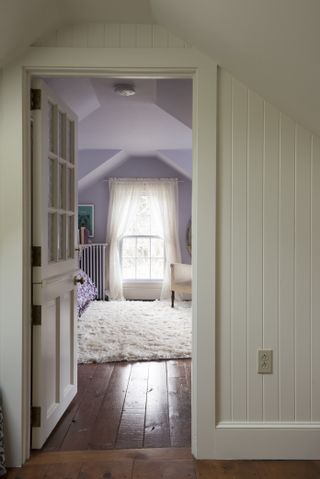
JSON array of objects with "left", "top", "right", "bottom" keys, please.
[{"left": 113, "top": 83, "right": 136, "bottom": 96}]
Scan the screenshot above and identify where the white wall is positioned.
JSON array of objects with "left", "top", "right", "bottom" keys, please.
[{"left": 217, "top": 68, "right": 320, "bottom": 425}]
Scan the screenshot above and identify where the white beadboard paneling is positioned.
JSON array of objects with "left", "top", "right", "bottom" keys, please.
[
  {"left": 34, "top": 31, "right": 57, "bottom": 47},
  {"left": 216, "top": 69, "right": 232, "bottom": 422},
  {"left": 153, "top": 25, "right": 169, "bottom": 48},
  {"left": 295, "top": 125, "right": 312, "bottom": 421},
  {"left": 247, "top": 90, "right": 264, "bottom": 422},
  {"left": 263, "top": 102, "right": 280, "bottom": 422},
  {"left": 136, "top": 24, "right": 153, "bottom": 48},
  {"left": 278, "top": 114, "right": 295, "bottom": 421},
  {"left": 33, "top": 23, "right": 189, "bottom": 49},
  {"left": 311, "top": 135, "right": 320, "bottom": 421},
  {"left": 105, "top": 24, "right": 121, "bottom": 47},
  {"left": 217, "top": 69, "right": 320, "bottom": 426},
  {"left": 120, "top": 24, "right": 137, "bottom": 48},
  {"left": 72, "top": 24, "right": 88, "bottom": 47},
  {"left": 56, "top": 26, "right": 74, "bottom": 47},
  {"left": 87, "top": 23, "right": 105, "bottom": 48},
  {"left": 167, "top": 31, "right": 186, "bottom": 48},
  {"left": 231, "top": 78, "right": 248, "bottom": 421}
]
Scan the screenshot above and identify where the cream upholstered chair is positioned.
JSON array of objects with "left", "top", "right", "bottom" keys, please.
[{"left": 170, "top": 263, "right": 192, "bottom": 307}]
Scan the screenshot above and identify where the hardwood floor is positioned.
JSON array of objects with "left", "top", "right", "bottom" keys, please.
[
  {"left": 6, "top": 448, "right": 320, "bottom": 478},
  {"left": 42, "top": 360, "right": 191, "bottom": 451}
]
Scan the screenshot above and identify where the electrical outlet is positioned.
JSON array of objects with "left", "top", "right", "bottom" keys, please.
[{"left": 258, "top": 349, "right": 273, "bottom": 374}]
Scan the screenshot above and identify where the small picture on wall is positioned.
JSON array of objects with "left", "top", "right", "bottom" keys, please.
[{"left": 78, "top": 204, "right": 94, "bottom": 237}]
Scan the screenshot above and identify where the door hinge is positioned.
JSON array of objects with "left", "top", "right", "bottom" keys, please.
[
  {"left": 32, "top": 305, "right": 41, "bottom": 326},
  {"left": 30, "top": 89, "right": 41, "bottom": 110},
  {"left": 31, "top": 406, "right": 41, "bottom": 428},
  {"left": 32, "top": 246, "right": 41, "bottom": 267}
]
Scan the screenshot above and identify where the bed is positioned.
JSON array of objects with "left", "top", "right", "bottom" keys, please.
[{"left": 77, "top": 270, "right": 98, "bottom": 317}]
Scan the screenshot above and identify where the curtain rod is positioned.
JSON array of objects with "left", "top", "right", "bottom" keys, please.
[{"left": 103, "top": 177, "right": 184, "bottom": 183}]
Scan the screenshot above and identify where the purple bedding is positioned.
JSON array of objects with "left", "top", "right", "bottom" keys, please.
[{"left": 77, "top": 270, "right": 97, "bottom": 317}]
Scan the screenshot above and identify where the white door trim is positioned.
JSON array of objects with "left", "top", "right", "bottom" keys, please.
[{"left": 0, "top": 46, "right": 217, "bottom": 466}]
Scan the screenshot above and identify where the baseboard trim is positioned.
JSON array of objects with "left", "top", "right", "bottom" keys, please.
[
  {"left": 217, "top": 421, "right": 320, "bottom": 429},
  {"left": 209, "top": 426, "right": 320, "bottom": 459}
]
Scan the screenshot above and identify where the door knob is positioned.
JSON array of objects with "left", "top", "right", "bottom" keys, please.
[{"left": 74, "top": 276, "right": 85, "bottom": 285}]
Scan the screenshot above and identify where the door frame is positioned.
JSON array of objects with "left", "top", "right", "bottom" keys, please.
[{"left": 0, "top": 46, "right": 217, "bottom": 465}]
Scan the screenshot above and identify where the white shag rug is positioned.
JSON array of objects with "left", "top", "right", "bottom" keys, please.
[{"left": 78, "top": 300, "right": 192, "bottom": 363}]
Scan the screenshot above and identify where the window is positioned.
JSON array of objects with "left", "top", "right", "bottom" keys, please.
[{"left": 120, "top": 194, "right": 164, "bottom": 280}]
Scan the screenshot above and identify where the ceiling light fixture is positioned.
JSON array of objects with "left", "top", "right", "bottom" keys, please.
[{"left": 113, "top": 83, "right": 136, "bottom": 96}]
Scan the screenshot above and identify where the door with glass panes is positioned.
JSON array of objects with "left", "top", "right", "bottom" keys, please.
[{"left": 31, "top": 79, "right": 78, "bottom": 448}]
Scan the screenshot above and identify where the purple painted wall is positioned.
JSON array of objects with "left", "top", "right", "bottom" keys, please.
[{"left": 78, "top": 155, "right": 192, "bottom": 263}]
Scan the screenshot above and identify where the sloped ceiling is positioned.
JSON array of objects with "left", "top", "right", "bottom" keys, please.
[
  {"left": 151, "top": 0, "right": 320, "bottom": 137},
  {"left": 1, "top": 0, "right": 320, "bottom": 136},
  {"left": 0, "top": 0, "right": 154, "bottom": 65},
  {"left": 47, "top": 77, "right": 193, "bottom": 187}
]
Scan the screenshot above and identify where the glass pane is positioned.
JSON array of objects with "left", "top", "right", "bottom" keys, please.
[
  {"left": 48, "top": 158, "right": 56, "bottom": 207},
  {"left": 68, "top": 120, "right": 75, "bottom": 164},
  {"left": 58, "top": 163, "right": 66, "bottom": 210},
  {"left": 48, "top": 213, "right": 56, "bottom": 262},
  {"left": 151, "top": 258, "right": 164, "bottom": 279},
  {"left": 58, "top": 214, "right": 66, "bottom": 260},
  {"left": 136, "top": 257, "right": 150, "bottom": 279},
  {"left": 68, "top": 215, "right": 74, "bottom": 258},
  {"left": 122, "top": 258, "right": 135, "bottom": 279},
  {"left": 68, "top": 168, "right": 74, "bottom": 212},
  {"left": 151, "top": 238, "right": 164, "bottom": 258},
  {"left": 122, "top": 237, "right": 136, "bottom": 257},
  {"left": 48, "top": 102, "right": 56, "bottom": 154},
  {"left": 137, "top": 237, "right": 150, "bottom": 257},
  {"left": 58, "top": 111, "right": 66, "bottom": 159}
]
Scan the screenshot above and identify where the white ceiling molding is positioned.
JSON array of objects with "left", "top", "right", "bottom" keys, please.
[{"left": 150, "top": 0, "right": 320, "bottom": 136}]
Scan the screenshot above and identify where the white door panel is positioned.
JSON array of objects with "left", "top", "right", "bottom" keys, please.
[{"left": 31, "top": 79, "right": 78, "bottom": 449}]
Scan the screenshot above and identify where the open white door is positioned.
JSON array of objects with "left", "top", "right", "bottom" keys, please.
[{"left": 31, "top": 79, "right": 78, "bottom": 448}]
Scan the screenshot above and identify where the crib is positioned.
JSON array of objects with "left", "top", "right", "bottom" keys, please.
[{"left": 79, "top": 243, "right": 108, "bottom": 300}]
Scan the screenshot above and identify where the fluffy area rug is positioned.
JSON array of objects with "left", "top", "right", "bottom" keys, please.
[{"left": 78, "top": 300, "right": 192, "bottom": 363}]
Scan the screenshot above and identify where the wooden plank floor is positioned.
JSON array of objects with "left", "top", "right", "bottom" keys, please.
[
  {"left": 42, "top": 359, "right": 191, "bottom": 451},
  {"left": 6, "top": 448, "right": 320, "bottom": 478}
]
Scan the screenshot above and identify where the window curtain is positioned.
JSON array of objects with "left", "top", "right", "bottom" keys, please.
[
  {"left": 106, "top": 179, "right": 181, "bottom": 301},
  {"left": 106, "top": 181, "right": 144, "bottom": 300},
  {"left": 147, "top": 180, "right": 181, "bottom": 299}
]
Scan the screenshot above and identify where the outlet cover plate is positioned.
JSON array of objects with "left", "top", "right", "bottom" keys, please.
[{"left": 258, "top": 349, "right": 273, "bottom": 374}]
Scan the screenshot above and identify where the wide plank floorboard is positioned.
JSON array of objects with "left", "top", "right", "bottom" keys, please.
[
  {"left": 6, "top": 449, "right": 320, "bottom": 479},
  {"left": 41, "top": 359, "right": 191, "bottom": 451}
]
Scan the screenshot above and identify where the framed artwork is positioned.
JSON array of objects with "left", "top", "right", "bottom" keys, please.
[{"left": 78, "top": 204, "right": 94, "bottom": 237}]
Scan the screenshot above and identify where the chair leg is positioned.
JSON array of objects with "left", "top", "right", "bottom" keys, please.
[{"left": 171, "top": 290, "right": 175, "bottom": 308}]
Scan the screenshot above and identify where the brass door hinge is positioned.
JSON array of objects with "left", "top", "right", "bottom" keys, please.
[
  {"left": 32, "top": 246, "right": 41, "bottom": 267},
  {"left": 30, "top": 89, "right": 41, "bottom": 110},
  {"left": 31, "top": 406, "right": 41, "bottom": 428}
]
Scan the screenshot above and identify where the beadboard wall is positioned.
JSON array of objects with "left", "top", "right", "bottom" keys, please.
[
  {"left": 33, "top": 23, "right": 189, "bottom": 49},
  {"left": 217, "top": 69, "right": 320, "bottom": 425}
]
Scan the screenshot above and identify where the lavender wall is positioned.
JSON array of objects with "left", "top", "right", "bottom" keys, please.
[{"left": 78, "top": 155, "right": 192, "bottom": 263}]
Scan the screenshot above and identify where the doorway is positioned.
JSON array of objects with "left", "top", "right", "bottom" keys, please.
[
  {"left": 30, "top": 75, "right": 193, "bottom": 452},
  {"left": 1, "top": 48, "right": 217, "bottom": 465}
]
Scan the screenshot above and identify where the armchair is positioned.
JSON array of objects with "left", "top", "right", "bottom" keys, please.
[{"left": 170, "top": 263, "right": 192, "bottom": 308}]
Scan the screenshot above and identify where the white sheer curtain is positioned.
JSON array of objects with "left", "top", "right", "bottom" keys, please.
[
  {"left": 107, "top": 178, "right": 181, "bottom": 300},
  {"left": 106, "top": 180, "right": 144, "bottom": 300},
  {"left": 147, "top": 180, "right": 181, "bottom": 299}
]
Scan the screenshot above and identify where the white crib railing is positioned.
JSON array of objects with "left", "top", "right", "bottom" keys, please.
[{"left": 79, "top": 243, "right": 108, "bottom": 300}]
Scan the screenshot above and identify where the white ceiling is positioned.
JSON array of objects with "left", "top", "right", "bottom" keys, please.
[{"left": 1, "top": 0, "right": 320, "bottom": 136}]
